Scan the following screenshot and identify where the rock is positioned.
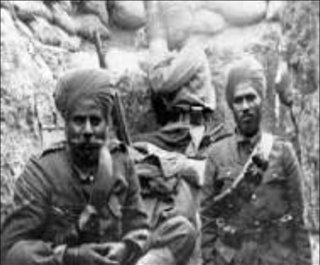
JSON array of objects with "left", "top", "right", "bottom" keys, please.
[
  {"left": 108, "top": 0, "right": 146, "bottom": 31},
  {"left": 192, "top": 9, "right": 227, "bottom": 36},
  {"left": 64, "top": 50, "right": 100, "bottom": 71},
  {"left": 43, "top": 0, "right": 73, "bottom": 14},
  {"left": 29, "top": 17, "right": 81, "bottom": 51},
  {"left": 1, "top": 7, "right": 54, "bottom": 195},
  {"left": 35, "top": 43, "right": 70, "bottom": 79},
  {"left": 197, "top": 1, "right": 267, "bottom": 26},
  {"left": 1, "top": 8, "right": 16, "bottom": 37},
  {"left": 15, "top": 20, "right": 34, "bottom": 39}
]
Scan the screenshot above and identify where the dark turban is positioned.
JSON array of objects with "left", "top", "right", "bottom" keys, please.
[
  {"left": 54, "top": 68, "right": 115, "bottom": 120},
  {"left": 225, "top": 57, "right": 266, "bottom": 108}
]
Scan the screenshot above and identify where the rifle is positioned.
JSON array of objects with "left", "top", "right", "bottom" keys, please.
[{"left": 94, "top": 31, "right": 131, "bottom": 146}]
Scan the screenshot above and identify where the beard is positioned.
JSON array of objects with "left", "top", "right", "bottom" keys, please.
[
  {"left": 69, "top": 139, "right": 104, "bottom": 167},
  {"left": 236, "top": 112, "right": 261, "bottom": 137}
]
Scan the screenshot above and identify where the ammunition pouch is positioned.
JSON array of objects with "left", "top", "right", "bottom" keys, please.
[
  {"left": 216, "top": 218, "right": 243, "bottom": 249},
  {"left": 235, "top": 154, "right": 266, "bottom": 202},
  {"left": 53, "top": 204, "right": 100, "bottom": 246},
  {"left": 216, "top": 213, "right": 294, "bottom": 250}
]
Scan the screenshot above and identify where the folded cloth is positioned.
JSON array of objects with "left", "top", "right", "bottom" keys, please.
[
  {"left": 131, "top": 142, "right": 206, "bottom": 189},
  {"left": 132, "top": 123, "right": 192, "bottom": 153}
]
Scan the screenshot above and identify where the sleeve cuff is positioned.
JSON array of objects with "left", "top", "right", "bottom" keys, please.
[
  {"left": 122, "top": 228, "right": 150, "bottom": 258},
  {"left": 53, "top": 244, "right": 67, "bottom": 264}
]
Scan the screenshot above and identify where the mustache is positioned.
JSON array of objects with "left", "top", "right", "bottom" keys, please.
[
  {"left": 69, "top": 138, "right": 105, "bottom": 148},
  {"left": 240, "top": 112, "right": 254, "bottom": 120}
]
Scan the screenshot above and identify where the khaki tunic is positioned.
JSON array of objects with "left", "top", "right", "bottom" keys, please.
[
  {"left": 1, "top": 141, "right": 149, "bottom": 265},
  {"left": 201, "top": 133, "right": 310, "bottom": 265}
]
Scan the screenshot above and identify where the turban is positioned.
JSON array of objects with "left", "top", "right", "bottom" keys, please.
[
  {"left": 225, "top": 57, "right": 266, "bottom": 108},
  {"left": 54, "top": 69, "right": 115, "bottom": 120}
]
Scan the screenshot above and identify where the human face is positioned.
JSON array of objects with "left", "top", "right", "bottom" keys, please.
[
  {"left": 232, "top": 82, "right": 262, "bottom": 137},
  {"left": 66, "top": 98, "right": 108, "bottom": 166}
]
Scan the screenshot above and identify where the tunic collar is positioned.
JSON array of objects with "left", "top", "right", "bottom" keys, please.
[{"left": 235, "top": 128, "right": 262, "bottom": 149}]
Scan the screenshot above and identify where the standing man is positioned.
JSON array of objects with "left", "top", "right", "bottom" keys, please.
[
  {"left": 1, "top": 69, "right": 149, "bottom": 265},
  {"left": 201, "top": 57, "right": 310, "bottom": 265}
]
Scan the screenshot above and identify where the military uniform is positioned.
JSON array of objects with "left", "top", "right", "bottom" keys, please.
[
  {"left": 201, "top": 132, "right": 310, "bottom": 265},
  {"left": 149, "top": 40, "right": 216, "bottom": 126},
  {"left": 1, "top": 141, "right": 149, "bottom": 265}
]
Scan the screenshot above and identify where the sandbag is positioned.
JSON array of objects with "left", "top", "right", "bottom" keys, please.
[
  {"left": 192, "top": 9, "right": 227, "bottom": 36},
  {"left": 198, "top": 0, "right": 267, "bottom": 26},
  {"left": 11, "top": 1, "right": 53, "bottom": 22},
  {"left": 51, "top": 3, "right": 77, "bottom": 35},
  {"left": 29, "top": 17, "right": 81, "bottom": 51},
  {"left": 74, "top": 14, "right": 110, "bottom": 41},
  {"left": 108, "top": 0, "right": 146, "bottom": 30},
  {"left": 29, "top": 17, "right": 62, "bottom": 46},
  {"left": 75, "top": 0, "right": 109, "bottom": 27},
  {"left": 158, "top": 1, "right": 193, "bottom": 50}
]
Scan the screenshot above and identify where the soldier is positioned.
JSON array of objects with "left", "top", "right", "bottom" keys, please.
[
  {"left": 201, "top": 57, "right": 310, "bottom": 265},
  {"left": 1, "top": 69, "right": 149, "bottom": 265},
  {"left": 132, "top": 4, "right": 229, "bottom": 265}
]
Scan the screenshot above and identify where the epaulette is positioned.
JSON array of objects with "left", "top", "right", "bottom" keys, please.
[
  {"left": 40, "top": 141, "right": 67, "bottom": 157},
  {"left": 201, "top": 123, "right": 233, "bottom": 148},
  {"left": 108, "top": 139, "right": 128, "bottom": 154}
]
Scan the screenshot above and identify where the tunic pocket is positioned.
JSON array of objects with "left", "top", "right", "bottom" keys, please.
[
  {"left": 46, "top": 201, "right": 84, "bottom": 245},
  {"left": 98, "top": 193, "right": 123, "bottom": 241},
  {"left": 49, "top": 202, "right": 83, "bottom": 226},
  {"left": 252, "top": 170, "right": 290, "bottom": 221},
  {"left": 263, "top": 168, "right": 287, "bottom": 185}
]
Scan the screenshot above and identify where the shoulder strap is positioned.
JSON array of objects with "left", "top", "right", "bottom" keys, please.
[
  {"left": 214, "top": 132, "right": 274, "bottom": 202},
  {"left": 257, "top": 132, "right": 274, "bottom": 161}
]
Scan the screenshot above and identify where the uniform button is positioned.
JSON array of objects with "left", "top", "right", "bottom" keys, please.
[
  {"left": 251, "top": 194, "right": 257, "bottom": 200},
  {"left": 227, "top": 171, "right": 231, "bottom": 177},
  {"left": 254, "top": 220, "right": 260, "bottom": 226}
]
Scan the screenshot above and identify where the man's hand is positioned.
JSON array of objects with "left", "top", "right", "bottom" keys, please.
[
  {"left": 64, "top": 243, "right": 119, "bottom": 265},
  {"left": 103, "top": 242, "right": 128, "bottom": 263}
]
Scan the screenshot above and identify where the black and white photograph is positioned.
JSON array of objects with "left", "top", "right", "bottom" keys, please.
[{"left": 1, "top": 1, "right": 319, "bottom": 265}]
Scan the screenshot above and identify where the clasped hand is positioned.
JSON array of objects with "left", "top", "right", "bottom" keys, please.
[{"left": 64, "top": 242, "right": 128, "bottom": 265}]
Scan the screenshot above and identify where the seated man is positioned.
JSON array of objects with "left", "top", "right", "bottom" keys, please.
[
  {"left": 132, "top": 36, "right": 229, "bottom": 265},
  {"left": 201, "top": 57, "right": 310, "bottom": 265},
  {"left": 132, "top": 15, "right": 230, "bottom": 264},
  {"left": 1, "top": 69, "right": 149, "bottom": 265}
]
